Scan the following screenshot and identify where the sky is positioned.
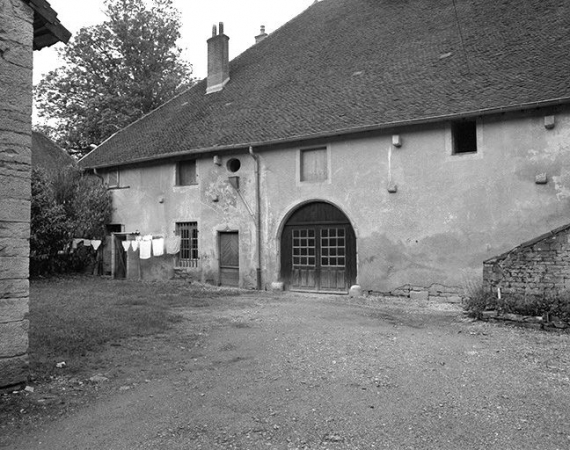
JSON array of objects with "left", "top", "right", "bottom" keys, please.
[{"left": 33, "top": 0, "right": 316, "bottom": 84}]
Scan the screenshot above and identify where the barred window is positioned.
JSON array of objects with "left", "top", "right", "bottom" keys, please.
[{"left": 176, "top": 222, "right": 198, "bottom": 267}]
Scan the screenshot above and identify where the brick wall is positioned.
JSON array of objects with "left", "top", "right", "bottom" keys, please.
[
  {"left": 0, "top": 0, "right": 34, "bottom": 389},
  {"left": 483, "top": 225, "right": 570, "bottom": 298}
]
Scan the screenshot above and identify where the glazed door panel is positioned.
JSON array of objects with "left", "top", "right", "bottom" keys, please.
[{"left": 291, "top": 228, "right": 317, "bottom": 290}]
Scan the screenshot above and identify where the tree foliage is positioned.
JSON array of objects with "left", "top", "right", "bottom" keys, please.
[
  {"left": 30, "top": 167, "right": 113, "bottom": 276},
  {"left": 35, "top": 0, "right": 193, "bottom": 157}
]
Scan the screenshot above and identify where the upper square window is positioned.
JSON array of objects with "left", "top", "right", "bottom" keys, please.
[
  {"left": 106, "top": 167, "right": 119, "bottom": 188},
  {"left": 300, "top": 147, "right": 328, "bottom": 182},
  {"left": 176, "top": 160, "right": 197, "bottom": 186},
  {"left": 452, "top": 120, "right": 477, "bottom": 154}
]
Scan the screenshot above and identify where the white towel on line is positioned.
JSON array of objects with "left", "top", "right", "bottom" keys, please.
[
  {"left": 152, "top": 238, "right": 165, "bottom": 257},
  {"left": 139, "top": 240, "right": 152, "bottom": 259}
]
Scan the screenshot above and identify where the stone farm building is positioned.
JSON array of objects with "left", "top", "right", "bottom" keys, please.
[
  {"left": 80, "top": 0, "right": 570, "bottom": 296},
  {"left": 1, "top": 0, "right": 69, "bottom": 389}
]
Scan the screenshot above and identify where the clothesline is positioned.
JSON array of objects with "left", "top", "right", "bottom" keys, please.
[
  {"left": 120, "top": 235, "right": 181, "bottom": 259},
  {"left": 71, "top": 238, "right": 101, "bottom": 251}
]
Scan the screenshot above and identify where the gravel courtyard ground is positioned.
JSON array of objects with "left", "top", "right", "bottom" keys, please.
[{"left": 2, "top": 287, "right": 570, "bottom": 449}]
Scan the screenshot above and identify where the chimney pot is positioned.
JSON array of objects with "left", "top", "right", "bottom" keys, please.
[
  {"left": 255, "top": 25, "right": 268, "bottom": 44},
  {"left": 207, "top": 22, "right": 230, "bottom": 94}
]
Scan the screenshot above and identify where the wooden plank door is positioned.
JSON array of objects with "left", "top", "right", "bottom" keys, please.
[
  {"left": 219, "top": 232, "right": 239, "bottom": 287},
  {"left": 291, "top": 228, "right": 317, "bottom": 290}
]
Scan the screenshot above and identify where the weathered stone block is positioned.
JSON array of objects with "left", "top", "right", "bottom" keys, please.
[
  {"left": 271, "top": 281, "right": 284, "bottom": 291},
  {"left": 0, "top": 320, "right": 29, "bottom": 357},
  {"left": 0, "top": 174, "right": 30, "bottom": 201},
  {"left": 349, "top": 285, "right": 362, "bottom": 297},
  {"left": 0, "top": 355, "right": 29, "bottom": 389},
  {"left": 0, "top": 297, "right": 28, "bottom": 323},
  {"left": 0, "top": 222, "right": 29, "bottom": 239},
  {"left": 0, "top": 238, "right": 29, "bottom": 258},
  {"left": 0, "top": 279, "right": 28, "bottom": 299},
  {"left": 0, "top": 198, "right": 30, "bottom": 222},
  {"left": 410, "top": 290, "right": 428, "bottom": 301},
  {"left": 0, "top": 257, "right": 28, "bottom": 280}
]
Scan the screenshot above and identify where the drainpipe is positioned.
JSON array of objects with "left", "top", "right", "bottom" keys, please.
[{"left": 249, "top": 146, "right": 262, "bottom": 290}]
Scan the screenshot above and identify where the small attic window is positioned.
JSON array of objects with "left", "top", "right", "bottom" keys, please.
[
  {"left": 106, "top": 168, "right": 119, "bottom": 188},
  {"left": 452, "top": 120, "right": 477, "bottom": 154},
  {"left": 176, "top": 160, "right": 197, "bottom": 186}
]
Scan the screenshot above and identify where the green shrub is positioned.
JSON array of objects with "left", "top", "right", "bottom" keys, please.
[
  {"left": 461, "top": 284, "right": 495, "bottom": 318},
  {"left": 463, "top": 283, "right": 570, "bottom": 322},
  {"left": 30, "top": 167, "right": 112, "bottom": 276}
]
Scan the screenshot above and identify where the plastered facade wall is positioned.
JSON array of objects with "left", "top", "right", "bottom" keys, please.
[
  {"left": 0, "top": 0, "right": 33, "bottom": 388},
  {"left": 109, "top": 153, "right": 259, "bottom": 287},
  {"left": 483, "top": 226, "right": 570, "bottom": 298},
  {"left": 108, "top": 106, "right": 570, "bottom": 293}
]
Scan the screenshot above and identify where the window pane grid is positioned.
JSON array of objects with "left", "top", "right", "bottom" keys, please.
[
  {"left": 321, "top": 227, "right": 346, "bottom": 267},
  {"left": 292, "top": 229, "right": 316, "bottom": 267}
]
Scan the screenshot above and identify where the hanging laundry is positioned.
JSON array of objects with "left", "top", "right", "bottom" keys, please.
[
  {"left": 83, "top": 239, "right": 91, "bottom": 247},
  {"left": 91, "top": 240, "right": 101, "bottom": 251},
  {"left": 121, "top": 241, "right": 130, "bottom": 252},
  {"left": 152, "top": 238, "right": 165, "bottom": 257},
  {"left": 139, "top": 240, "right": 152, "bottom": 259},
  {"left": 131, "top": 240, "right": 139, "bottom": 252},
  {"left": 72, "top": 238, "right": 83, "bottom": 249},
  {"left": 166, "top": 236, "right": 181, "bottom": 254}
]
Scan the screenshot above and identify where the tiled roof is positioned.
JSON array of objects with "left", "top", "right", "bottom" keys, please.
[
  {"left": 32, "top": 131, "right": 75, "bottom": 172},
  {"left": 81, "top": 0, "right": 570, "bottom": 169}
]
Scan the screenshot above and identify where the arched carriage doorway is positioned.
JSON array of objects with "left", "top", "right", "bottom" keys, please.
[{"left": 280, "top": 201, "right": 356, "bottom": 292}]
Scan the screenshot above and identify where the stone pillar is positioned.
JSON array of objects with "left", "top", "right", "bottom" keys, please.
[{"left": 0, "top": 0, "right": 34, "bottom": 389}]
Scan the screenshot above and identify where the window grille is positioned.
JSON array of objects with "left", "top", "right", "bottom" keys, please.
[{"left": 176, "top": 222, "right": 198, "bottom": 267}]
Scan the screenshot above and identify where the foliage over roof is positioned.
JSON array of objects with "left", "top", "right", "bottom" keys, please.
[{"left": 81, "top": 0, "right": 570, "bottom": 169}]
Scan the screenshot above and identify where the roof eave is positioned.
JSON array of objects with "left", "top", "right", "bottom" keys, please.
[
  {"left": 81, "top": 95, "right": 570, "bottom": 170},
  {"left": 25, "top": 0, "right": 71, "bottom": 50}
]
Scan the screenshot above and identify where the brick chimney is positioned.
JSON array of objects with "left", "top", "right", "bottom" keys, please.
[
  {"left": 255, "top": 25, "right": 268, "bottom": 44},
  {"left": 206, "top": 22, "right": 230, "bottom": 94}
]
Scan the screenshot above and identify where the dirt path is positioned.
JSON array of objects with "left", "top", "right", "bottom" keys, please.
[{"left": 3, "top": 292, "right": 570, "bottom": 449}]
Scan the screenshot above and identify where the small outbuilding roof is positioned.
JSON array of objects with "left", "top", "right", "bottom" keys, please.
[
  {"left": 81, "top": 0, "right": 570, "bottom": 169},
  {"left": 31, "top": 131, "right": 75, "bottom": 172}
]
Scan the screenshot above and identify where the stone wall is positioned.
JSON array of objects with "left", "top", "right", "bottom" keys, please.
[
  {"left": 483, "top": 224, "right": 570, "bottom": 298},
  {"left": 0, "top": 0, "right": 34, "bottom": 389}
]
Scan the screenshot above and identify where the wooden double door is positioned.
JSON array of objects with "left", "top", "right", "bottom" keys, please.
[{"left": 281, "top": 202, "right": 356, "bottom": 292}]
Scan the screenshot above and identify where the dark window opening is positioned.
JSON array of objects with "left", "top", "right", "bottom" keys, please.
[
  {"left": 176, "top": 222, "right": 198, "bottom": 267},
  {"left": 226, "top": 158, "right": 241, "bottom": 173},
  {"left": 452, "top": 121, "right": 477, "bottom": 154},
  {"left": 176, "top": 160, "right": 197, "bottom": 186},
  {"left": 106, "top": 224, "right": 124, "bottom": 234}
]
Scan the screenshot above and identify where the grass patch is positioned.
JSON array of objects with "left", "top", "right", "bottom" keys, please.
[{"left": 29, "top": 276, "right": 240, "bottom": 379}]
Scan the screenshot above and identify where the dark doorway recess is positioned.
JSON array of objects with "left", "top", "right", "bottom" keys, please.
[{"left": 281, "top": 202, "right": 356, "bottom": 292}]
